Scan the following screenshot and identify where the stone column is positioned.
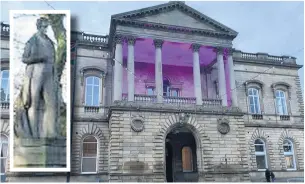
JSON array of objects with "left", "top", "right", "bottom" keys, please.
[
  {"left": 113, "top": 35, "right": 123, "bottom": 101},
  {"left": 127, "top": 37, "right": 136, "bottom": 101},
  {"left": 228, "top": 48, "right": 237, "bottom": 107},
  {"left": 191, "top": 44, "right": 203, "bottom": 105},
  {"left": 153, "top": 39, "right": 164, "bottom": 103},
  {"left": 216, "top": 47, "right": 227, "bottom": 106}
]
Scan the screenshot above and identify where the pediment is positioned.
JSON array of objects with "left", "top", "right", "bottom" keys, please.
[
  {"left": 135, "top": 9, "right": 217, "bottom": 31},
  {"left": 112, "top": 1, "right": 238, "bottom": 35}
]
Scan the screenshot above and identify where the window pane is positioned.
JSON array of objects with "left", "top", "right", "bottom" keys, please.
[
  {"left": 255, "top": 139, "right": 263, "bottom": 144},
  {"left": 1, "top": 71, "right": 9, "bottom": 79},
  {"left": 86, "top": 77, "right": 93, "bottom": 85},
  {"left": 85, "top": 85, "right": 93, "bottom": 106},
  {"left": 248, "top": 89, "right": 253, "bottom": 96},
  {"left": 0, "top": 158, "right": 6, "bottom": 174},
  {"left": 83, "top": 143, "right": 97, "bottom": 157},
  {"left": 172, "top": 90, "right": 178, "bottom": 97},
  {"left": 283, "top": 145, "right": 292, "bottom": 152},
  {"left": 256, "top": 155, "right": 266, "bottom": 169},
  {"left": 254, "top": 97, "right": 260, "bottom": 113},
  {"left": 182, "top": 147, "right": 192, "bottom": 172},
  {"left": 250, "top": 105, "right": 255, "bottom": 114},
  {"left": 255, "top": 145, "right": 264, "bottom": 152},
  {"left": 249, "top": 96, "right": 254, "bottom": 105},
  {"left": 93, "top": 86, "right": 99, "bottom": 106},
  {"left": 82, "top": 158, "right": 96, "bottom": 173},
  {"left": 281, "top": 98, "right": 287, "bottom": 115},
  {"left": 94, "top": 77, "right": 99, "bottom": 86},
  {"left": 1, "top": 143, "right": 8, "bottom": 157},
  {"left": 253, "top": 89, "right": 258, "bottom": 95},
  {"left": 285, "top": 155, "right": 295, "bottom": 169},
  {"left": 147, "top": 88, "right": 154, "bottom": 95},
  {"left": 276, "top": 90, "right": 280, "bottom": 97}
]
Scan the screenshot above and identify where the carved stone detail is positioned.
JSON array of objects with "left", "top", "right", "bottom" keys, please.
[
  {"left": 217, "top": 118, "right": 230, "bottom": 134},
  {"left": 178, "top": 113, "right": 190, "bottom": 124},
  {"left": 127, "top": 36, "right": 136, "bottom": 46},
  {"left": 215, "top": 47, "right": 225, "bottom": 55},
  {"left": 153, "top": 39, "right": 164, "bottom": 48},
  {"left": 131, "top": 116, "right": 145, "bottom": 132},
  {"left": 191, "top": 43, "right": 201, "bottom": 52},
  {"left": 114, "top": 34, "right": 123, "bottom": 44},
  {"left": 227, "top": 48, "right": 234, "bottom": 56}
]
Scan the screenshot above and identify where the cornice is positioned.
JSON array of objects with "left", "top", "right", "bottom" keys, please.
[
  {"left": 233, "top": 58, "right": 303, "bottom": 69},
  {"left": 111, "top": 1, "right": 238, "bottom": 35},
  {"left": 112, "top": 18, "right": 237, "bottom": 40}
]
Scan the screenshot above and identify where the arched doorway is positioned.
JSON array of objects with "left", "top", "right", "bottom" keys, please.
[{"left": 165, "top": 126, "right": 198, "bottom": 182}]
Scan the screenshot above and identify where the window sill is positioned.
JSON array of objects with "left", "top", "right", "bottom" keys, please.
[
  {"left": 81, "top": 172, "right": 98, "bottom": 175},
  {"left": 257, "top": 169, "right": 267, "bottom": 172},
  {"left": 286, "top": 168, "right": 297, "bottom": 171}
]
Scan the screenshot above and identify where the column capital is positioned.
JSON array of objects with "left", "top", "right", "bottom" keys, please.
[
  {"left": 215, "top": 46, "right": 225, "bottom": 55},
  {"left": 127, "top": 36, "right": 136, "bottom": 46},
  {"left": 191, "top": 43, "right": 201, "bottom": 52},
  {"left": 114, "top": 34, "right": 124, "bottom": 44},
  {"left": 227, "top": 48, "right": 234, "bottom": 56},
  {"left": 153, "top": 39, "right": 164, "bottom": 48}
]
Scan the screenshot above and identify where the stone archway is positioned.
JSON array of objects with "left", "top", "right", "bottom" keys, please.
[{"left": 153, "top": 114, "right": 213, "bottom": 182}]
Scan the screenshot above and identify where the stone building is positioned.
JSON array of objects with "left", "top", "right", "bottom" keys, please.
[{"left": 1, "top": 1, "right": 304, "bottom": 182}]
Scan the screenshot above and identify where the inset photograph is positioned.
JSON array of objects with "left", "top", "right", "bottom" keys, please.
[{"left": 9, "top": 10, "right": 70, "bottom": 172}]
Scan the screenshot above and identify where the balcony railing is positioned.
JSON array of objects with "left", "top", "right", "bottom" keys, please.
[
  {"left": 1, "top": 102, "right": 9, "bottom": 109},
  {"left": 122, "top": 94, "right": 222, "bottom": 106}
]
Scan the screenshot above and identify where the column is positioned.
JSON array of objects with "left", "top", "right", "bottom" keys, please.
[
  {"left": 113, "top": 34, "right": 123, "bottom": 101},
  {"left": 127, "top": 37, "right": 136, "bottom": 101},
  {"left": 227, "top": 48, "right": 237, "bottom": 107},
  {"left": 153, "top": 39, "right": 164, "bottom": 103},
  {"left": 216, "top": 47, "right": 228, "bottom": 106},
  {"left": 191, "top": 44, "right": 203, "bottom": 105}
]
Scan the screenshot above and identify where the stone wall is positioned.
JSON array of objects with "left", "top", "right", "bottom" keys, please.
[
  {"left": 70, "top": 121, "right": 109, "bottom": 174},
  {"left": 108, "top": 103, "right": 250, "bottom": 182}
]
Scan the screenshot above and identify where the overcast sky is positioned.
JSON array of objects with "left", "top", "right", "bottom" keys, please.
[{"left": 1, "top": 1, "right": 304, "bottom": 92}]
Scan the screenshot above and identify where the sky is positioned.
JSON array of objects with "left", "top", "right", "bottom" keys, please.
[
  {"left": 10, "top": 13, "right": 68, "bottom": 103},
  {"left": 1, "top": 1, "right": 304, "bottom": 92}
]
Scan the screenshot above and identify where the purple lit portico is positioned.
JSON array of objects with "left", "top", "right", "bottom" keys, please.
[{"left": 113, "top": 36, "right": 238, "bottom": 107}]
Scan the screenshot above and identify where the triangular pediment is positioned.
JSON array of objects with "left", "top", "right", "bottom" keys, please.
[
  {"left": 134, "top": 9, "right": 217, "bottom": 31},
  {"left": 112, "top": 1, "right": 238, "bottom": 35}
]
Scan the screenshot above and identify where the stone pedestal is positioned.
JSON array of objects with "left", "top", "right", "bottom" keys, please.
[{"left": 13, "top": 138, "right": 66, "bottom": 168}]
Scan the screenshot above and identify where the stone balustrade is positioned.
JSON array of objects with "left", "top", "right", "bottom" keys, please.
[
  {"left": 84, "top": 106, "right": 100, "bottom": 113},
  {"left": 71, "top": 31, "right": 108, "bottom": 44},
  {"left": 121, "top": 93, "right": 222, "bottom": 106},
  {"left": 234, "top": 50, "right": 297, "bottom": 64},
  {"left": 1, "top": 23, "right": 10, "bottom": 36},
  {"left": 1, "top": 102, "right": 9, "bottom": 109}
]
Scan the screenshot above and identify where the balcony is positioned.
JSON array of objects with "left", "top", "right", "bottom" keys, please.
[{"left": 122, "top": 93, "right": 222, "bottom": 107}]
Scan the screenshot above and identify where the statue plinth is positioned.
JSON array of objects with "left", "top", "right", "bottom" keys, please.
[{"left": 13, "top": 138, "right": 66, "bottom": 168}]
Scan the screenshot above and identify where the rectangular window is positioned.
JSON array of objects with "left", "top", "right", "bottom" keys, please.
[
  {"left": 171, "top": 89, "right": 179, "bottom": 97},
  {"left": 147, "top": 87, "right": 154, "bottom": 95}
]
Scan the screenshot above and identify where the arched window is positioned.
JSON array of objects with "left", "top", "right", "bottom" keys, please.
[
  {"left": 0, "top": 134, "right": 8, "bottom": 177},
  {"left": 283, "top": 139, "right": 296, "bottom": 170},
  {"left": 254, "top": 139, "right": 267, "bottom": 170},
  {"left": 1, "top": 70, "right": 10, "bottom": 102},
  {"left": 248, "top": 88, "right": 261, "bottom": 114},
  {"left": 276, "top": 90, "right": 288, "bottom": 115},
  {"left": 182, "top": 146, "right": 193, "bottom": 172},
  {"left": 81, "top": 136, "right": 98, "bottom": 173},
  {"left": 85, "top": 76, "right": 100, "bottom": 106}
]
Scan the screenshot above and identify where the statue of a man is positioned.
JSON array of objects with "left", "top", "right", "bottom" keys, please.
[{"left": 21, "top": 17, "right": 57, "bottom": 138}]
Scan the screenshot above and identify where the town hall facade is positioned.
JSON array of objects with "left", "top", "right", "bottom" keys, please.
[{"left": 1, "top": 1, "right": 304, "bottom": 182}]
